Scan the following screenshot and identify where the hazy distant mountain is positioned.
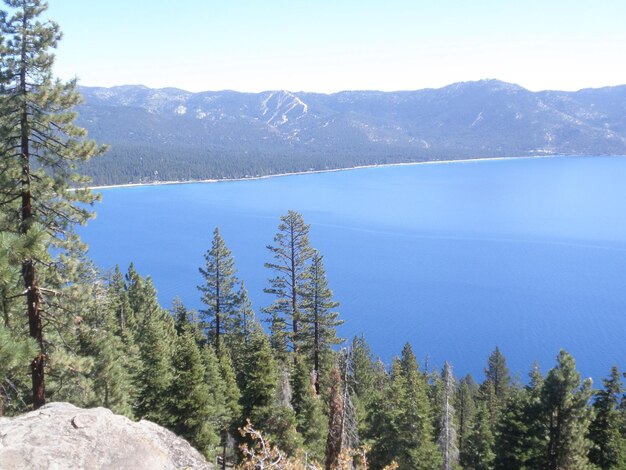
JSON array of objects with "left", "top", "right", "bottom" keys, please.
[{"left": 76, "top": 80, "right": 626, "bottom": 185}]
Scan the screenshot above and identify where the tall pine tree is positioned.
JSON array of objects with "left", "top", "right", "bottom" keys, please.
[
  {"left": 541, "top": 350, "right": 593, "bottom": 470},
  {"left": 0, "top": 0, "right": 105, "bottom": 408},
  {"left": 588, "top": 366, "right": 626, "bottom": 469},
  {"left": 198, "top": 227, "right": 239, "bottom": 354},
  {"left": 300, "top": 250, "right": 343, "bottom": 393},
  {"left": 167, "top": 324, "right": 219, "bottom": 459},
  {"left": 264, "top": 210, "right": 314, "bottom": 358}
]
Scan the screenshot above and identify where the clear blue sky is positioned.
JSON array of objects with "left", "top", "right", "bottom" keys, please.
[{"left": 45, "top": 0, "right": 626, "bottom": 93}]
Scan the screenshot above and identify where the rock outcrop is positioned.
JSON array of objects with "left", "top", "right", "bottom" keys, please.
[{"left": 0, "top": 402, "right": 212, "bottom": 469}]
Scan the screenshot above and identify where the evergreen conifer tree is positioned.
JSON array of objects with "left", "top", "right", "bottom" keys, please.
[
  {"left": 216, "top": 348, "right": 242, "bottom": 468},
  {"left": 349, "top": 335, "right": 380, "bottom": 441},
  {"left": 198, "top": 227, "right": 239, "bottom": 354},
  {"left": 462, "top": 401, "right": 495, "bottom": 470},
  {"left": 107, "top": 266, "right": 138, "bottom": 340},
  {"left": 396, "top": 344, "right": 441, "bottom": 469},
  {"left": 0, "top": 0, "right": 106, "bottom": 408},
  {"left": 240, "top": 325, "right": 280, "bottom": 432},
  {"left": 484, "top": 347, "right": 510, "bottom": 401},
  {"left": 264, "top": 210, "right": 314, "bottom": 357},
  {"left": 494, "top": 386, "right": 534, "bottom": 470},
  {"left": 89, "top": 329, "right": 135, "bottom": 418},
  {"left": 541, "top": 350, "right": 593, "bottom": 470},
  {"left": 367, "top": 350, "right": 440, "bottom": 469},
  {"left": 227, "top": 281, "right": 255, "bottom": 374},
  {"left": 300, "top": 250, "right": 343, "bottom": 393},
  {"left": 291, "top": 357, "right": 327, "bottom": 462},
  {"left": 132, "top": 280, "right": 175, "bottom": 424},
  {"left": 200, "top": 343, "right": 228, "bottom": 434},
  {"left": 457, "top": 375, "right": 478, "bottom": 466},
  {"left": 167, "top": 325, "right": 219, "bottom": 459},
  {"left": 588, "top": 366, "right": 626, "bottom": 469},
  {"left": 481, "top": 347, "right": 511, "bottom": 431}
]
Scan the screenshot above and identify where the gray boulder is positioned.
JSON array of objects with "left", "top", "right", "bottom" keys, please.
[{"left": 0, "top": 402, "right": 212, "bottom": 469}]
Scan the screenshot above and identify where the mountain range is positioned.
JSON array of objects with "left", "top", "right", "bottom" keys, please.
[{"left": 75, "top": 79, "right": 626, "bottom": 185}]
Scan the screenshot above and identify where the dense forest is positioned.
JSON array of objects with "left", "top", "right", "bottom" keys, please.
[
  {"left": 1, "top": 1, "right": 626, "bottom": 469},
  {"left": 75, "top": 81, "right": 626, "bottom": 187}
]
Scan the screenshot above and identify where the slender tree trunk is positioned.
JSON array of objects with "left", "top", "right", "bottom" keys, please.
[
  {"left": 313, "top": 297, "right": 320, "bottom": 394},
  {"left": 215, "top": 257, "right": 221, "bottom": 354},
  {"left": 2, "top": 294, "right": 10, "bottom": 328},
  {"left": 290, "top": 225, "right": 298, "bottom": 353},
  {"left": 20, "top": 29, "right": 45, "bottom": 409}
]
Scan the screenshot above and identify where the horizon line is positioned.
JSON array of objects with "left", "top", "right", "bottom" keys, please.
[{"left": 74, "top": 78, "right": 626, "bottom": 95}]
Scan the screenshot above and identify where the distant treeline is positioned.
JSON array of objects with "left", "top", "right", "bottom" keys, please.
[{"left": 77, "top": 142, "right": 477, "bottom": 186}]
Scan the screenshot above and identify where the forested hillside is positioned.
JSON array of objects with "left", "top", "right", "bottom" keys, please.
[{"left": 76, "top": 82, "right": 626, "bottom": 185}]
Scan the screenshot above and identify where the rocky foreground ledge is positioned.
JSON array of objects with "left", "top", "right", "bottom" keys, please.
[{"left": 0, "top": 402, "right": 212, "bottom": 469}]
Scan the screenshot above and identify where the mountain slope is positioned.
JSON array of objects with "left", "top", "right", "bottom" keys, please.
[{"left": 76, "top": 80, "right": 626, "bottom": 185}]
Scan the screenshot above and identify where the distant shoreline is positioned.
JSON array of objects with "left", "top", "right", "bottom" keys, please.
[{"left": 87, "top": 154, "right": 573, "bottom": 190}]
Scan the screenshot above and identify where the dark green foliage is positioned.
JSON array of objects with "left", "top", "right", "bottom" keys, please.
[
  {"left": 240, "top": 325, "right": 278, "bottom": 422},
  {"left": 226, "top": 281, "right": 255, "bottom": 373},
  {"left": 292, "top": 356, "right": 327, "bottom": 462},
  {"left": 462, "top": 402, "right": 495, "bottom": 470},
  {"left": 494, "top": 386, "right": 535, "bottom": 470},
  {"left": 300, "top": 251, "right": 343, "bottom": 393},
  {"left": 264, "top": 210, "right": 314, "bottom": 357},
  {"left": 132, "top": 279, "right": 175, "bottom": 424},
  {"left": 167, "top": 325, "right": 219, "bottom": 458},
  {"left": 106, "top": 266, "right": 138, "bottom": 339},
  {"left": 457, "top": 375, "right": 478, "bottom": 465},
  {"left": 0, "top": 323, "right": 36, "bottom": 415},
  {"left": 588, "top": 367, "right": 626, "bottom": 469},
  {"left": 0, "top": 0, "right": 106, "bottom": 407},
  {"left": 396, "top": 345, "right": 441, "bottom": 469},
  {"left": 350, "top": 335, "right": 378, "bottom": 402},
  {"left": 349, "top": 336, "right": 383, "bottom": 449},
  {"left": 89, "top": 330, "right": 135, "bottom": 418},
  {"left": 216, "top": 349, "right": 242, "bottom": 465},
  {"left": 198, "top": 227, "right": 239, "bottom": 354},
  {"left": 542, "top": 350, "right": 594, "bottom": 470},
  {"left": 484, "top": 347, "right": 511, "bottom": 401},
  {"left": 217, "top": 349, "right": 242, "bottom": 427},
  {"left": 366, "top": 347, "right": 440, "bottom": 469},
  {"left": 481, "top": 347, "right": 511, "bottom": 432},
  {"left": 199, "top": 344, "right": 225, "bottom": 430}
]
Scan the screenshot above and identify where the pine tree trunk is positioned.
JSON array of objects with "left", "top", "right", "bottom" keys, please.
[
  {"left": 290, "top": 226, "right": 298, "bottom": 353},
  {"left": 20, "top": 30, "right": 45, "bottom": 409},
  {"left": 215, "top": 258, "right": 221, "bottom": 354},
  {"left": 23, "top": 146, "right": 45, "bottom": 411},
  {"left": 313, "top": 301, "right": 320, "bottom": 394}
]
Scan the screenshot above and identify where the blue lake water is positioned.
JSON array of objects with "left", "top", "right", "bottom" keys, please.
[{"left": 79, "top": 156, "right": 626, "bottom": 383}]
